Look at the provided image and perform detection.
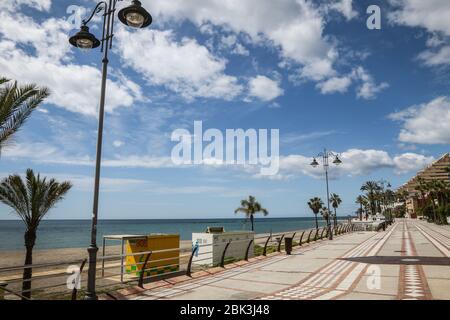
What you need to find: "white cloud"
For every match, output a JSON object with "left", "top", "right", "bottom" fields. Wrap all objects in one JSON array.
[
  {"left": 115, "top": 28, "right": 242, "bottom": 101},
  {"left": 389, "top": 96, "right": 450, "bottom": 144},
  {"left": 316, "top": 76, "right": 352, "bottom": 94},
  {"left": 113, "top": 140, "right": 125, "bottom": 148},
  {"left": 0, "top": 0, "right": 51, "bottom": 12},
  {"left": 352, "top": 67, "right": 389, "bottom": 99},
  {"left": 0, "top": 10, "right": 141, "bottom": 116},
  {"left": 219, "top": 35, "right": 249, "bottom": 56},
  {"left": 2, "top": 142, "right": 434, "bottom": 180},
  {"left": 418, "top": 45, "right": 450, "bottom": 66},
  {"left": 276, "top": 149, "right": 433, "bottom": 180},
  {"left": 329, "top": 0, "right": 358, "bottom": 20},
  {"left": 145, "top": 0, "right": 341, "bottom": 83},
  {"left": 248, "top": 75, "right": 284, "bottom": 101},
  {"left": 393, "top": 153, "right": 435, "bottom": 174},
  {"left": 388, "top": 0, "right": 450, "bottom": 36},
  {"left": 388, "top": 1, "right": 450, "bottom": 67}
]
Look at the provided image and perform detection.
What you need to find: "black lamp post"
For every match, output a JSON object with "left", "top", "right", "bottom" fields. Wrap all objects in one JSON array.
[
  {"left": 69, "top": 0, "right": 152, "bottom": 300},
  {"left": 310, "top": 149, "right": 342, "bottom": 240}
]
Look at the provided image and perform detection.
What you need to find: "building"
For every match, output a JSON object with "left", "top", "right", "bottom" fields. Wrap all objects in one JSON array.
[{"left": 397, "top": 153, "right": 450, "bottom": 218}]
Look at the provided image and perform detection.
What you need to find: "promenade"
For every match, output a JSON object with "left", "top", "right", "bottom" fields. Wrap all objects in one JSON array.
[{"left": 105, "top": 219, "right": 450, "bottom": 300}]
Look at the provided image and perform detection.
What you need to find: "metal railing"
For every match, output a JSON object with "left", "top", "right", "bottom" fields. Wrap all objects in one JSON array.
[{"left": 0, "top": 222, "right": 365, "bottom": 300}]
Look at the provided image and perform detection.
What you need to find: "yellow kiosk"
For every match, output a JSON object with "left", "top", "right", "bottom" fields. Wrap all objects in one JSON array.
[
  {"left": 125, "top": 234, "right": 180, "bottom": 278},
  {"left": 102, "top": 234, "right": 180, "bottom": 282}
]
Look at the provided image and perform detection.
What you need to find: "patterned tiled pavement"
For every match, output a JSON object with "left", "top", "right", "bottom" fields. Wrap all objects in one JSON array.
[{"left": 103, "top": 219, "right": 450, "bottom": 300}]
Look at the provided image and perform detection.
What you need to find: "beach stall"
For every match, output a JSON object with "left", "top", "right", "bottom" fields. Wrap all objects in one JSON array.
[
  {"left": 102, "top": 234, "right": 180, "bottom": 282},
  {"left": 191, "top": 228, "right": 254, "bottom": 266}
]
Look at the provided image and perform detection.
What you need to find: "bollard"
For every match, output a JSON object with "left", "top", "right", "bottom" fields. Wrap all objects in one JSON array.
[
  {"left": 277, "top": 235, "right": 285, "bottom": 252},
  {"left": 186, "top": 245, "right": 199, "bottom": 277},
  {"left": 220, "top": 241, "right": 232, "bottom": 267},
  {"left": 138, "top": 252, "right": 152, "bottom": 288},
  {"left": 299, "top": 231, "right": 305, "bottom": 246},
  {"left": 0, "top": 281, "right": 7, "bottom": 300},
  {"left": 306, "top": 229, "right": 314, "bottom": 243},
  {"left": 263, "top": 235, "right": 271, "bottom": 256},
  {"left": 245, "top": 239, "right": 254, "bottom": 261}
]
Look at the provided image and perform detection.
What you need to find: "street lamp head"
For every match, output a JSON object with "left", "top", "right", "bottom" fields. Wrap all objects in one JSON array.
[
  {"left": 333, "top": 155, "right": 342, "bottom": 165},
  {"left": 69, "top": 25, "right": 100, "bottom": 50},
  {"left": 118, "top": 0, "right": 152, "bottom": 29},
  {"left": 310, "top": 158, "right": 319, "bottom": 168}
]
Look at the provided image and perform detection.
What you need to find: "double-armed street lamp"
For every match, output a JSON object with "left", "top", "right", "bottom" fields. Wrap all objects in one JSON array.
[
  {"left": 310, "top": 149, "right": 342, "bottom": 240},
  {"left": 68, "top": 0, "right": 153, "bottom": 300}
]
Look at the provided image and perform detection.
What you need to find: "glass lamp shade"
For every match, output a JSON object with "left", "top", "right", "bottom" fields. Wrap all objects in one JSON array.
[
  {"left": 125, "top": 12, "right": 145, "bottom": 28},
  {"left": 69, "top": 25, "right": 100, "bottom": 50},
  {"left": 118, "top": 0, "right": 152, "bottom": 29},
  {"left": 310, "top": 158, "right": 319, "bottom": 167},
  {"left": 333, "top": 156, "right": 342, "bottom": 165}
]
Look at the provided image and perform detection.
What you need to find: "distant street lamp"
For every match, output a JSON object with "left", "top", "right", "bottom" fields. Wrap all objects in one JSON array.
[
  {"left": 68, "top": 0, "right": 152, "bottom": 300},
  {"left": 310, "top": 149, "right": 342, "bottom": 240}
]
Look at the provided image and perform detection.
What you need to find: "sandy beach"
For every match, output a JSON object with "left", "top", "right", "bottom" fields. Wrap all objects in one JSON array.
[
  {"left": 0, "top": 241, "right": 194, "bottom": 268},
  {"left": 0, "top": 228, "right": 308, "bottom": 269}
]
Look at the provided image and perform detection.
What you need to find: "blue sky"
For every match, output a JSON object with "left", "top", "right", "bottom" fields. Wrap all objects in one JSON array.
[{"left": 1, "top": 0, "right": 449, "bottom": 219}]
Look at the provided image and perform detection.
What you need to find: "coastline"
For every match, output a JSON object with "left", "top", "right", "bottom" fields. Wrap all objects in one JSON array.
[{"left": 0, "top": 227, "right": 314, "bottom": 268}]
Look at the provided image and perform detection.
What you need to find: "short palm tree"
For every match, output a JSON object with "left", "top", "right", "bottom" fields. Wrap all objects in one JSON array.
[
  {"left": 329, "top": 193, "right": 342, "bottom": 228},
  {"left": 0, "top": 169, "right": 72, "bottom": 299},
  {"left": 308, "top": 197, "right": 323, "bottom": 231},
  {"left": 234, "top": 196, "right": 268, "bottom": 231},
  {"left": 0, "top": 77, "right": 49, "bottom": 156}
]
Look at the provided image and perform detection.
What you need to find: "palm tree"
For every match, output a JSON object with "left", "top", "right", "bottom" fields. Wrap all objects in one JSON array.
[
  {"left": 308, "top": 197, "right": 323, "bottom": 231},
  {"left": 320, "top": 207, "right": 330, "bottom": 225},
  {"left": 234, "top": 195, "right": 268, "bottom": 231},
  {"left": 355, "top": 195, "right": 367, "bottom": 221},
  {"left": 329, "top": 193, "right": 342, "bottom": 228},
  {"left": 361, "top": 181, "right": 381, "bottom": 216},
  {"left": 0, "top": 77, "right": 49, "bottom": 156},
  {"left": 0, "top": 169, "right": 72, "bottom": 299}
]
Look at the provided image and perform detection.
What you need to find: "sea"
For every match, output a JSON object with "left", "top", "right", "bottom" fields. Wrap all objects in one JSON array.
[{"left": 0, "top": 217, "right": 334, "bottom": 250}]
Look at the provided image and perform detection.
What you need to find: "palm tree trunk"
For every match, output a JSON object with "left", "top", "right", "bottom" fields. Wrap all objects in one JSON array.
[
  {"left": 360, "top": 204, "right": 363, "bottom": 221},
  {"left": 333, "top": 208, "right": 337, "bottom": 228},
  {"left": 314, "top": 214, "right": 318, "bottom": 230},
  {"left": 22, "top": 230, "right": 36, "bottom": 300},
  {"left": 250, "top": 214, "right": 254, "bottom": 231}
]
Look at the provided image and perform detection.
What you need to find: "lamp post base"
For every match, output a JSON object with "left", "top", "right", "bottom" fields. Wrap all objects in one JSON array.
[{"left": 84, "top": 245, "right": 99, "bottom": 300}]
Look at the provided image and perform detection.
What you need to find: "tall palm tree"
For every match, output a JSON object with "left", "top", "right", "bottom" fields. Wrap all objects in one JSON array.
[
  {"left": 329, "top": 193, "right": 342, "bottom": 228},
  {"left": 361, "top": 181, "right": 381, "bottom": 216},
  {"left": 234, "top": 195, "right": 268, "bottom": 231},
  {"left": 0, "top": 169, "right": 72, "bottom": 299},
  {"left": 0, "top": 77, "right": 49, "bottom": 156},
  {"left": 355, "top": 195, "right": 367, "bottom": 221},
  {"left": 308, "top": 197, "right": 323, "bottom": 231}
]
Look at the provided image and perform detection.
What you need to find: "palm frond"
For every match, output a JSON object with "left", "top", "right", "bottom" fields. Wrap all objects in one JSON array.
[
  {"left": 0, "top": 79, "right": 49, "bottom": 149},
  {"left": 0, "top": 169, "right": 72, "bottom": 230}
]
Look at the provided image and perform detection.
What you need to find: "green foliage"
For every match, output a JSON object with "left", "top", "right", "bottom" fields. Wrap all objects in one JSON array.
[
  {"left": 234, "top": 195, "right": 268, "bottom": 231},
  {"left": 393, "top": 204, "right": 406, "bottom": 218},
  {"left": 0, "top": 77, "right": 50, "bottom": 153}
]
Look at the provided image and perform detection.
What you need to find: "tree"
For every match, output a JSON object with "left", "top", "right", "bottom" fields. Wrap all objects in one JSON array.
[
  {"left": 0, "top": 169, "right": 72, "bottom": 299},
  {"left": 308, "top": 197, "right": 323, "bottom": 231},
  {"left": 361, "top": 181, "right": 381, "bottom": 216},
  {"left": 355, "top": 195, "right": 368, "bottom": 220},
  {"left": 0, "top": 77, "right": 49, "bottom": 156},
  {"left": 234, "top": 195, "right": 268, "bottom": 231},
  {"left": 329, "top": 193, "right": 342, "bottom": 228}
]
